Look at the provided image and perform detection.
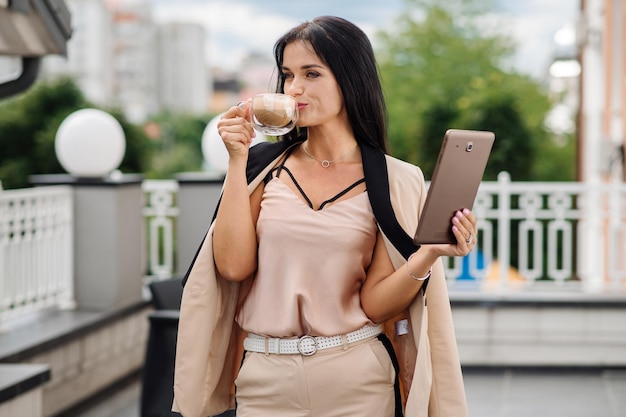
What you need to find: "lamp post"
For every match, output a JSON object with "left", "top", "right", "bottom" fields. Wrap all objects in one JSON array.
[
  {"left": 55, "top": 109, "right": 126, "bottom": 178},
  {"left": 30, "top": 109, "right": 145, "bottom": 310}
]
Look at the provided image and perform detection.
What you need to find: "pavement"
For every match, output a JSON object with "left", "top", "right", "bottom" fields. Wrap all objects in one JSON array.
[{"left": 70, "top": 367, "right": 626, "bottom": 417}]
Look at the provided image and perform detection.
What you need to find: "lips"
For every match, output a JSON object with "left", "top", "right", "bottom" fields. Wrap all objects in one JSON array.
[{"left": 297, "top": 103, "right": 307, "bottom": 111}]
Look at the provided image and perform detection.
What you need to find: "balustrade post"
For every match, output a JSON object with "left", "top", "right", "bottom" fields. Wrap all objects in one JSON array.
[
  {"left": 174, "top": 172, "right": 224, "bottom": 277},
  {"left": 30, "top": 174, "right": 145, "bottom": 310},
  {"left": 608, "top": 179, "right": 625, "bottom": 288},
  {"left": 580, "top": 178, "right": 605, "bottom": 292},
  {"left": 497, "top": 172, "right": 511, "bottom": 288}
]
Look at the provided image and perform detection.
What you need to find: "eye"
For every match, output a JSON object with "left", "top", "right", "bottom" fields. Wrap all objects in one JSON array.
[{"left": 306, "top": 71, "right": 320, "bottom": 79}]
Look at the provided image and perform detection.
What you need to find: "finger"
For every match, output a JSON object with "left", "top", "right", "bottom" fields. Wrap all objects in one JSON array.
[
  {"left": 218, "top": 114, "right": 255, "bottom": 139},
  {"left": 454, "top": 210, "right": 477, "bottom": 241},
  {"left": 451, "top": 224, "right": 466, "bottom": 246},
  {"left": 461, "top": 209, "right": 478, "bottom": 246},
  {"left": 221, "top": 104, "right": 247, "bottom": 120},
  {"left": 451, "top": 220, "right": 475, "bottom": 254},
  {"left": 236, "top": 99, "right": 252, "bottom": 118},
  {"left": 452, "top": 211, "right": 470, "bottom": 236},
  {"left": 455, "top": 209, "right": 475, "bottom": 227},
  {"left": 461, "top": 208, "right": 477, "bottom": 228},
  {"left": 218, "top": 117, "right": 254, "bottom": 134},
  {"left": 450, "top": 226, "right": 473, "bottom": 258},
  {"left": 218, "top": 126, "right": 254, "bottom": 148}
]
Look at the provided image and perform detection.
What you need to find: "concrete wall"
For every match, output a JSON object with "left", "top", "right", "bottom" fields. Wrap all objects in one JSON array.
[
  {"left": 0, "top": 388, "right": 44, "bottom": 417},
  {"left": 27, "top": 307, "right": 149, "bottom": 417},
  {"left": 453, "top": 300, "right": 626, "bottom": 366}
]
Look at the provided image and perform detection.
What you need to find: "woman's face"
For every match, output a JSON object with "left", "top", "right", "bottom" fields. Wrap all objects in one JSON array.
[{"left": 281, "top": 41, "right": 347, "bottom": 129}]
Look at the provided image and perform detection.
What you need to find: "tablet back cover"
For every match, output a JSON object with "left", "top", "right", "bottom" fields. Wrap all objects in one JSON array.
[{"left": 414, "top": 129, "right": 494, "bottom": 244}]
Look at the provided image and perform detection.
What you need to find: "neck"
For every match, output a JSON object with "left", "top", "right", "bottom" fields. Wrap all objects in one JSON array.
[
  {"left": 304, "top": 139, "right": 357, "bottom": 159},
  {"left": 305, "top": 130, "right": 357, "bottom": 159}
]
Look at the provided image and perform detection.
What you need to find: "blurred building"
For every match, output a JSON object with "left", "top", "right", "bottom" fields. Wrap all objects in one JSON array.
[
  {"left": 156, "top": 22, "right": 211, "bottom": 115},
  {"left": 580, "top": 0, "right": 626, "bottom": 182},
  {"left": 39, "top": 0, "right": 210, "bottom": 122},
  {"left": 577, "top": 0, "right": 626, "bottom": 289},
  {"left": 211, "top": 69, "right": 240, "bottom": 114},
  {"left": 107, "top": 0, "right": 158, "bottom": 122},
  {"left": 545, "top": 23, "right": 580, "bottom": 145},
  {"left": 237, "top": 52, "right": 276, "bottom": 99},
  {"left": 209, "top": 52, "right": 274, "bottom": 114},
  {"left": 41, "top": 0, "right": 114, "bottom": 106}
]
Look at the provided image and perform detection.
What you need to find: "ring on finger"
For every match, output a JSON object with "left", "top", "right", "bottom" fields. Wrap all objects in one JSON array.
[{"left": 465, "top": 233, "right": 473, "bottom": 245}]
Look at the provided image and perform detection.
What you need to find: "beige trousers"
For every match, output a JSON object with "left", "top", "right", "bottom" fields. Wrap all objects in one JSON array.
[{"left": 234, "top": 337, "right": 396, "bottom": 417}]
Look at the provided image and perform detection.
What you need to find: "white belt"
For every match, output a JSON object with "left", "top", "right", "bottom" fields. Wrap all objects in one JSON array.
[{"left": 243, "top": 324, "right": 383, "bottom": 356}]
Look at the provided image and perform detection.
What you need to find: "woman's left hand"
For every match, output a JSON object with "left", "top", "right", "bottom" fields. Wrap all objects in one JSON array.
[{"left": 427, "top": 208, "right": 477, "bottom": 257}]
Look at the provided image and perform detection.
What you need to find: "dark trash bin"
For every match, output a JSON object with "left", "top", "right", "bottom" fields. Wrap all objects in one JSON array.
[
  {"left": 141, "top": 277, "right": 236, "bottom": 417},
  {"left": 141, "top": 310, "right": 181, "bottom": 417}
]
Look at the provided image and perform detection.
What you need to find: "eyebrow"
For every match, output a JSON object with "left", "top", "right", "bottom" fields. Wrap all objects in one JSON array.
[{"left": 281, "top": 64, "right": 325, "bottom": 71}]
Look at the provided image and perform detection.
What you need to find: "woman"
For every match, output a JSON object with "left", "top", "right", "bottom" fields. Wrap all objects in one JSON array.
[{"left": 173, "top": 16, "right": 475, "bottom": 417}]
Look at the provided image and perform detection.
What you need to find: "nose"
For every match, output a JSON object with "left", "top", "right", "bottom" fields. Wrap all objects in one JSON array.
[{"left": 285, "top": 78, "right": 303, "bottom": 96}]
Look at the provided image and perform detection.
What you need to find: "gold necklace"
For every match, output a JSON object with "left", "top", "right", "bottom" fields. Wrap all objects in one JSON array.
[{"left": 301, "top": 142, "right": 358, "bottom": 168}]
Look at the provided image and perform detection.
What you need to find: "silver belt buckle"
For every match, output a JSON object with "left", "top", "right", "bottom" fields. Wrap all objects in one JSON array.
[{"left": 297, "top": 335, "right": 318, "bottom": 356}]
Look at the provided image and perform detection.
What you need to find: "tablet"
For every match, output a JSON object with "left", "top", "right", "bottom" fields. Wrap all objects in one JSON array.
[{"left": 413, "top": 129, "right": 495, "bottom": 245}]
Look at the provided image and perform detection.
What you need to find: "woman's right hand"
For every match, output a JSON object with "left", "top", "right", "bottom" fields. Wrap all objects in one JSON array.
[
  {"left": 213, "top": 101, "right": 262, "bottom": 281},
  {"left": 217, "top": 102, "right": 256, "bottom": 160}
]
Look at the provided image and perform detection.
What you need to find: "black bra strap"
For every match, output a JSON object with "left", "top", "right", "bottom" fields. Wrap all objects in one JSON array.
[
  {"left": 279, "top": 166, "right": 314, "bottom": 209},
  {"left": 263, "top": 169, "right": 275, "bottom": 185},
  {"left": 275, "top": 146, "right": 294, "bottom": 178},
  {"left": 270, "top": 144, "right": 367, "bottom": 211},
  {"left": 318, "top": 178, "right": 366, "bottom": 210}
]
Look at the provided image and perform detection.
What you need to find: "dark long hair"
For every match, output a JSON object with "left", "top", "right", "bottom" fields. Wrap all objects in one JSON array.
[{"left": 273, "top": 16, "right": 388, "bottom": 153}]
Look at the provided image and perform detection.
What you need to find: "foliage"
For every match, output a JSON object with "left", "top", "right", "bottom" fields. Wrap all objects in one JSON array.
[
  {"left": 0, "top": 77, "right": 87, "bottom": 189},
  {"left": 143, "top": 112, "right": 213, "bottom": 179},
  {"left": 0, "top": 77, "right": 208, "bottom": 189},
  {"left": 377, "top": 0, "right": 573, "bottom": 181}
]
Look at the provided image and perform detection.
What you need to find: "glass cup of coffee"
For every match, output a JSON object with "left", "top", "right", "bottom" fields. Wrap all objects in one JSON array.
[{"left": 239, "top": 93, "right": 298, "bottom": 136}]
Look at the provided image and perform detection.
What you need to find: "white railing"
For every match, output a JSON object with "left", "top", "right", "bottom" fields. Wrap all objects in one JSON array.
[
  {"left": 142, "top": 173, "right": 626, "bottom": 294},
  {"left": 2, "top": 174, "right": 625, "bottom": 328},
  {"left": 444, "top": 172, "right": 626, "bottom": 293},
  {"left": 142, "top": 180, "right": 179, "bottom": 282},
  {"left": 0, "top": 186, "right": 74, "bottom": 330}
]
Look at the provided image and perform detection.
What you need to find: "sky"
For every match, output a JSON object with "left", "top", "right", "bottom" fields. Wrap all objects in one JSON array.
[{"left": 149, "top": 0, "right": 579, "bottom": 79}]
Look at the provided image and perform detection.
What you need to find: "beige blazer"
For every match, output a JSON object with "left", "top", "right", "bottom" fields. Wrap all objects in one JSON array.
[{"left": 173, "top": 141, "right": 469, "bottom": 417}]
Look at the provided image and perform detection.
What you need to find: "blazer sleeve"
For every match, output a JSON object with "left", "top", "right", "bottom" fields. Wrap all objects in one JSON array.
[
  {"left": 383, "top": 156, "right": 469, "bottom": 417},
  {"left": 174, "top": 143, "right": 295, "bottom": 416}
]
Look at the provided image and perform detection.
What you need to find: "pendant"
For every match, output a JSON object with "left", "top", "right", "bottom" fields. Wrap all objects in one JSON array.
[{"left": 321, "top": 160, "right": 331, "bottom": 168}]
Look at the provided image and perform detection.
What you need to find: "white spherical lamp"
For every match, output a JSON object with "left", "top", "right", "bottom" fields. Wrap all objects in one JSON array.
[
  {"left": 55, "top": 109, "right": 126, "bottom": 178},
  {"left": 201, "top": 114, "right": 267, "bottom": 175}
]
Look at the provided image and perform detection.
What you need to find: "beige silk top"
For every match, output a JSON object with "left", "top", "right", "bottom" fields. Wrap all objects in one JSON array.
[{"left": 236, "top": 171, "right": 378, "bottom": 338}]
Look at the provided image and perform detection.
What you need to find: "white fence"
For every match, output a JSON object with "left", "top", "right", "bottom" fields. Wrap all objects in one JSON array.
[
  {"left": 0, "top": 186, "right": 74, "bottom": 329},
  {"left": 2, "top": 174, "right": 625, "bottom": 328},
  {"left": 142, "top": 173, "right": 626, "bottom": 293},
  {"left": 142, "top": 180, "right": 179, "bottom": 282},
  {"left": 445, "top": 172, "right": 626, "bottom": 292}
]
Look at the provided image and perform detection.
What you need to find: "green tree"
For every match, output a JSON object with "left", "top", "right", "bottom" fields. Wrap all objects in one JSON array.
[
  {"left": 107, "top": 107, "right": 154, "bottom": 175},
  {"left": 377, "top": 0, "right": 565, "bottom": 181},
  {"left": 0, "top": 77, "right": 87, "bottom": 189},
  {"left": 0, "top": 78, "right": 153, "bottom": 189},
  {"left": 143, "top": 112, "right": 212, "bottom": 179}
]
